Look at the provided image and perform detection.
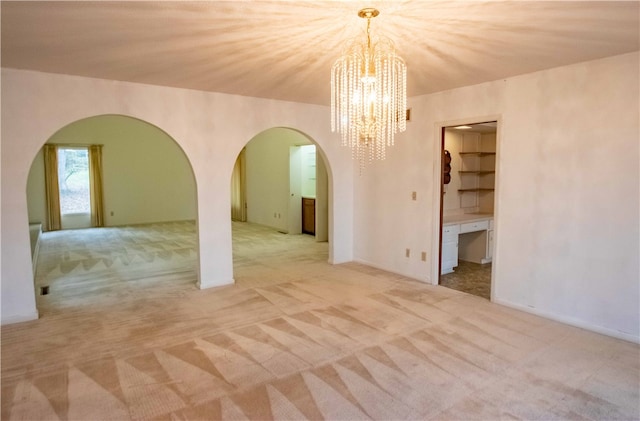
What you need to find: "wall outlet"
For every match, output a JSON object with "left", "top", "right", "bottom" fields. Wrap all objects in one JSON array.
[
  {"left": 421, "top": 251, "right": 427, "bottom": 261},
  {"left": 411, "top": 191, "right": 417, "bottom": 201},
  {"left": 110, "top": 211, "right": 114, "bottom": 216},
  {"left": 405, "top": 248, "right": 410, "bottom": 258}
]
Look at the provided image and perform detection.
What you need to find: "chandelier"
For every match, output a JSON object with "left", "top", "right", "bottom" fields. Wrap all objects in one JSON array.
[{"left": 331, "top": 8, "right": 407, "bottom": 168}]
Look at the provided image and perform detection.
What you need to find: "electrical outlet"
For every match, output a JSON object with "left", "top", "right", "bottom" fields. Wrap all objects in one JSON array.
[
  {"left": 412, "top": 191, "right": 417, "bottom": 200},
  {"left": 405, "top": 248, "right": 410, "bottom": 258},
  {"left": 421, "top": 251, "right": 427, "bottom": 261},
  {"left": 110, "top": 211, "right": 114, "bottom": 216}
]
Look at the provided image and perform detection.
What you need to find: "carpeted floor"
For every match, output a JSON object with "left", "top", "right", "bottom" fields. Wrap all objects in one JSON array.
[{"left": 1, "top": 221, "right": 639, "bottom": 420}]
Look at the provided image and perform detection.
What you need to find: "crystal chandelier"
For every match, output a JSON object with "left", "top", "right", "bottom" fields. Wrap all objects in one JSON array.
[{"left": 331, "top": 8, "right": 407, "bottom": 168}]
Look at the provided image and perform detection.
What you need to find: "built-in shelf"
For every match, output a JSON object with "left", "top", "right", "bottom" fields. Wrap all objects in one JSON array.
[{"left": 458, "top": 141, "right": 496, "bottom": 202}]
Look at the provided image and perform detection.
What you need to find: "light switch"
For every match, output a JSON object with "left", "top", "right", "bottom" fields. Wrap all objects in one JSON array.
[{"left": 411, "top": 191, "right": 417, "bottom": 200}]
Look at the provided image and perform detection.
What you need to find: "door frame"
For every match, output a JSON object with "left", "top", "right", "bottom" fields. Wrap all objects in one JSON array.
[
  {"left": 432, "top": 115, "right": 502, "bottom": 302},
  {"left": 288, "top": 145, "right": 303, "bottom": 234}
]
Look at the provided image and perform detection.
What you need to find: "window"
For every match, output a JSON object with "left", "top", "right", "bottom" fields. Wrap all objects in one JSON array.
[{"left": 57, "top": 147, "right": 90, "bottom": 215}]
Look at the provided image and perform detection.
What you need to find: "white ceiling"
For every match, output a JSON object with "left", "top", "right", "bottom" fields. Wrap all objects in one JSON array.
[{"left": 2, "top": 1, "right": 638, "bottom": 106}]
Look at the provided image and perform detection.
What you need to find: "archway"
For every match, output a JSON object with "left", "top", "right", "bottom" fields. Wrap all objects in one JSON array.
[
  {"left": 2, "top": 69, "right": 355, "bottom": 325},
  {"left": 230, "top": 127, "right": 333, "bottom": 278},
  {"left": 236, "top": 128, "right": 330, "bottom": 237},
  {"left": 25, "top": 115, "right": 199, "bottom": 313}
]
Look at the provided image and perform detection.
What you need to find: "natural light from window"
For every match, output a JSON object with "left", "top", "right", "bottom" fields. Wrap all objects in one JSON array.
[{"left": 58, "top": 147, "right": 90, "bottom": 215}]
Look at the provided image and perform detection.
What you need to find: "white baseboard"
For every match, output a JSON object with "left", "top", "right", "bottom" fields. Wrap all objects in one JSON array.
[
  {"left": 494, "top": 298, "right": 640, "bottom": 344},
  {"left": 197, "top": 279, "right": 235, "bottom": 290},
  {"left": 353, "top": 258, "right": 430, "bottom": 283},
  {"left": 348, "top": 259, "right": 639, "bottom": 344},
  {"left": 329, "top": 256, "right": 352, "bottom": 265},
  {"left": 324, "top": 258, "right": 639, "bottom": 344},
  {"left": 1, "top": 311, "right": 39, "bottom": 326}
]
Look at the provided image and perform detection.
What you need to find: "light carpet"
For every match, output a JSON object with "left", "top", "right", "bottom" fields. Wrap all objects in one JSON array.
[{"left": 2, "top": 221, "right": 638, "bottom": 420}]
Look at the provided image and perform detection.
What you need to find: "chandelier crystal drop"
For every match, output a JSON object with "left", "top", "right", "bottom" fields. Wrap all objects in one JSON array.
[{"left": 331, "top": 8, "right": 407, "bottom": 169}]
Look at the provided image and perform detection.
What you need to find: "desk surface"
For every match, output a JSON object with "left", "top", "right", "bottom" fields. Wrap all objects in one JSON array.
[{"left": 443, "top": 213, "right": 493, "bottom": 226}]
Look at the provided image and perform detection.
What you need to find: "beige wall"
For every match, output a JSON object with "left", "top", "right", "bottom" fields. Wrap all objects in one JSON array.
[
  {"left": 26, "top": 115, "right": 196, "bottom": 229},
  {"left": 354, "top": 52, "right": 639, "bottom": 342},
  {"left": 26, "top": 151, "right": 47, "bottom": 227}
]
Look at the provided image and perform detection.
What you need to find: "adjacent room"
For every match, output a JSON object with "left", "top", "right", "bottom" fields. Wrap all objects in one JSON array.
[
  {"left": 25, "top": 115, "right": 199, "bottom": 313},
  {"left": 27, "top": 121, "right": 331, "bottom": 316},
  {"left": 439, "top": 122, "right": 497, "bottom": 299},
  {"left": 1, "top": 1, "right": 638, "bottom": 420}
]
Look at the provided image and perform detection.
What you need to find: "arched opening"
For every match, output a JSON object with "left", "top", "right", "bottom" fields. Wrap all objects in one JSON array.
[
  {"left": 230, "top": 127, "right": 333, "bottom": 284},
  {"left": 25, "top": 115, "right": 199, "bottom": 314}
]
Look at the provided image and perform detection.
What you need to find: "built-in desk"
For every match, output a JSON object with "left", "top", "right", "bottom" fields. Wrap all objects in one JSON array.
[{"left": 441, "top": 213, "right": 493, "bottom": 275}]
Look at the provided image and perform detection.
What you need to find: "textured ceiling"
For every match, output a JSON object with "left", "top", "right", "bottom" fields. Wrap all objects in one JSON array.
[{"left": 2, "top": 1, "right": 638, "bottom": 105}]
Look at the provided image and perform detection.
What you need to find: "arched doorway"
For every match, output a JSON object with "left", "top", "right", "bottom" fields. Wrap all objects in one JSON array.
[
  {"left": 230, "top": 127, "right": 333, "bottom": 282},
  {"left": 2, "top": 69, "right": 356, "bottom": 325},
  {"left": 25, "top": 115, "right": 199, "bottom": 313},
  {"left": 233, "top": 128, "right": 329, "bottom": 239}
]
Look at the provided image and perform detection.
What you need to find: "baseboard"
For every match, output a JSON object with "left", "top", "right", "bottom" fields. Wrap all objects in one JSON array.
[
  {"left": 337, "top": 259, "right": 639, "bottom": 344},
  {"left": 197, "top": 279, "right": 235, "bottom": 290},
  {"left": 494, "top": 298, "right": 640, "bottom": 344},
  {"left": 1, "top": 311, "right": 39, "bottom": 326},
  {"left": 329, "top": 256, "right": 351, "bottom": 265},
  {"left": 353, "top": 258, "right": 429, "bottom": 283}
]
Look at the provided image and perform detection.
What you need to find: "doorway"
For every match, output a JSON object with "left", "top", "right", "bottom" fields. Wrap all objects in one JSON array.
[
  {"left": 438, "top": 121, "right": 497, "bottom": 299},
  {"left": 291, "top": 144, "right": 319, "bottom": 236},
  {"left": 242, "top": 128, "right": 328, "bottom": 241},
  {"left": 26, "top": 115, "right": 199, "bottom": 314},
  {"left": 233, "top": 128, "right": 332, "bottom": 284}
]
